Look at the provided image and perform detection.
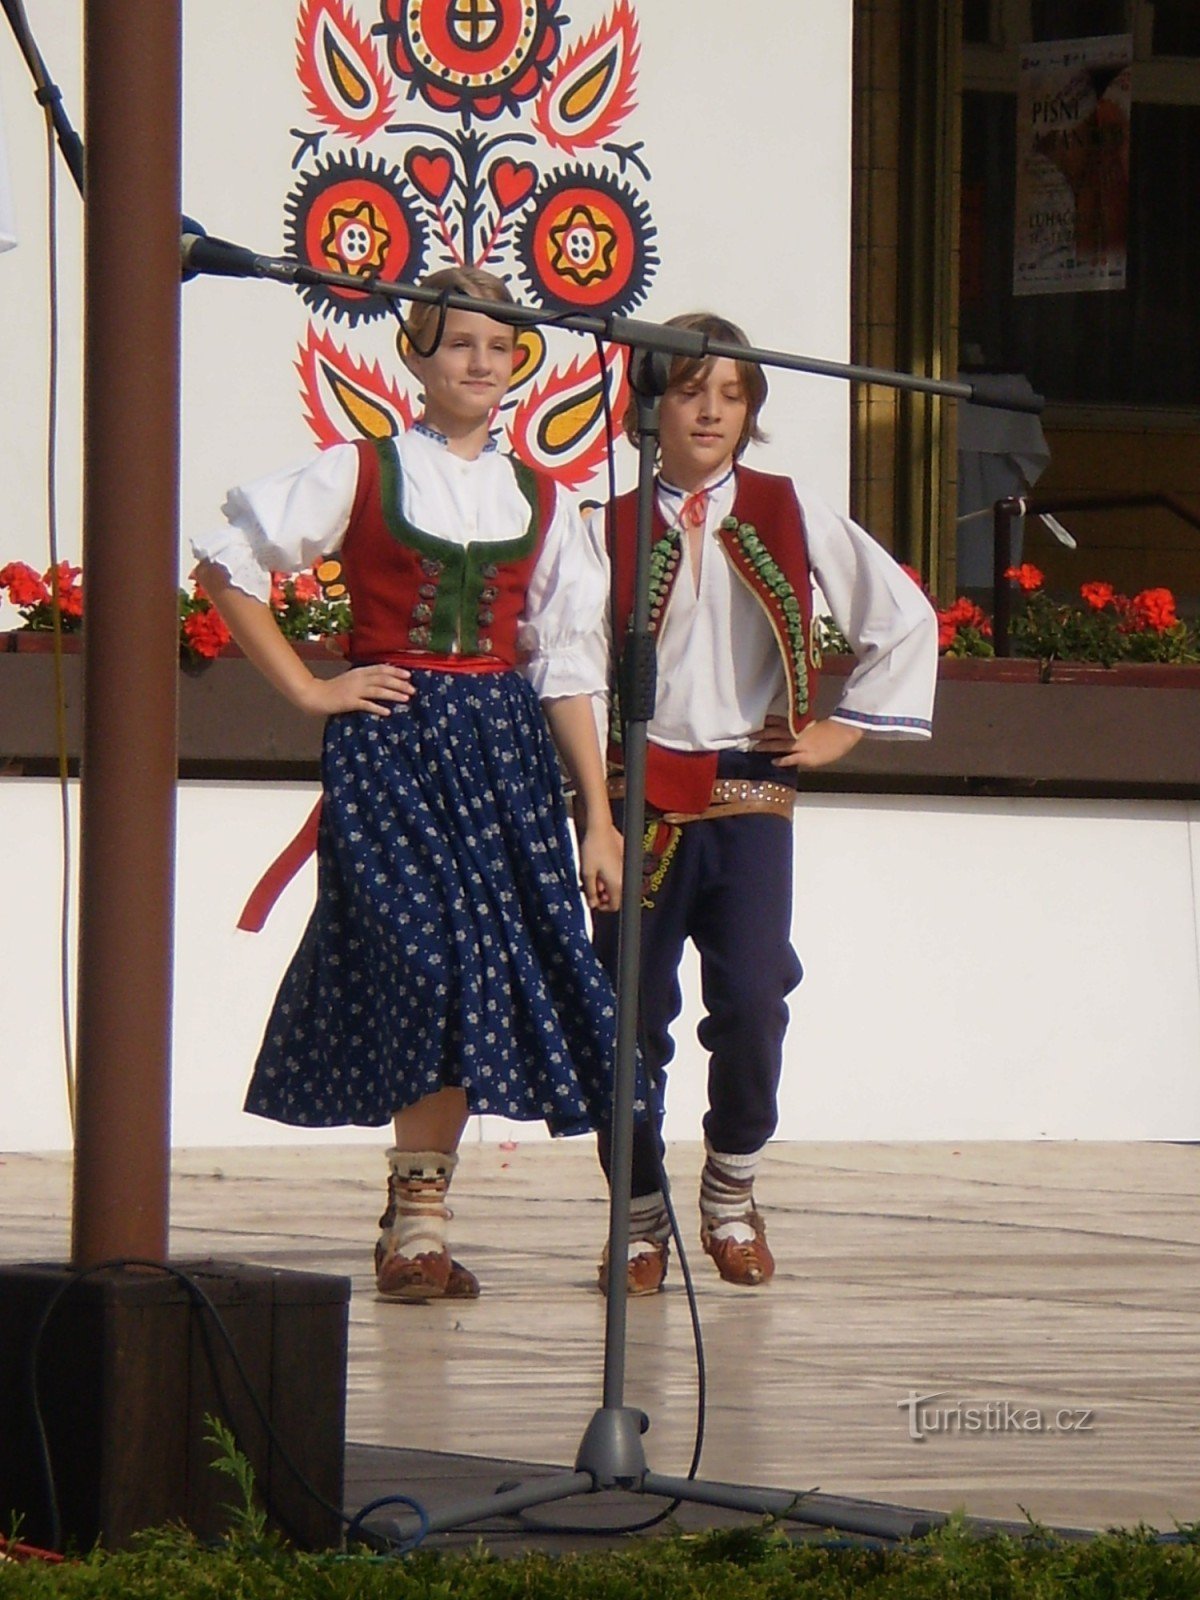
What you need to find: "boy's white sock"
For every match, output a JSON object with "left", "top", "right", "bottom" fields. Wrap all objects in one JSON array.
[
  {"left": 700, "top": 1143, "right": 764, "bottom": 1245},
  {"left": 628, "top": 1189, "right": 671, "bottom": 1260}
]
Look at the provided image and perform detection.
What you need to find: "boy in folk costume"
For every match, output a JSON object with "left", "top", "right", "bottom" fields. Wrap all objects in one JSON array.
[
  {"left": 194, "top": 268, "right": 627, "bottom": 1303},
  {"left": 595, "top": 313, "right": 938, "bottom": 1294}
]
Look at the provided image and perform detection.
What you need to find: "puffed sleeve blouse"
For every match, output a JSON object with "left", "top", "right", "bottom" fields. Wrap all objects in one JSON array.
[{"left": 191, "top": 425, "right": 609, "bottom": 701}]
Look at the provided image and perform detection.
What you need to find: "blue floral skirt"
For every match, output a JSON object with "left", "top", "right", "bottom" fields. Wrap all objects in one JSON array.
[{"left": 245, "top": 670, "right": 622, "bottom": 1134}]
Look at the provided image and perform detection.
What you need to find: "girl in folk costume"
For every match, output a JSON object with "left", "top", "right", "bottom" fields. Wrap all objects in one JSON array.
[
  {"left": 596, "top": 313, "right": 938, "bottom": 1295},
  {"left": 193, "top": 268, "right": 626, "bottom": 1303}
]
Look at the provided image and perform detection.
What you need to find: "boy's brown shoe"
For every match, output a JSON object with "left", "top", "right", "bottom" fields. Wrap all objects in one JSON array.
[
  {"left": 597, "top": 1239, "right": 669, "bottom": 1296},
  {"left": 700, "top": 1211, "right": 775, "bottom": 1287}
]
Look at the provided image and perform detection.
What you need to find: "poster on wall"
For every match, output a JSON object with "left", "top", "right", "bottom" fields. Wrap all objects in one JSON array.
[
  {"left": 283, "top": 0, "right": 657, "bottom": 496},
  {"left": 1013, "top": 33, "right": 1131, "bottom": 297}
]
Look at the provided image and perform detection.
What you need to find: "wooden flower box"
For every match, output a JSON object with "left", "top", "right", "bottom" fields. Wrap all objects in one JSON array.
[{"left": 4, "top": 634, "right": 1200, "bottom": 796}]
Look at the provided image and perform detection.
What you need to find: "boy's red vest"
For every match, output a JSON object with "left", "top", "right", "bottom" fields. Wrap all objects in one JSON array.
[
  {"left": 341, "top": 437, "right": 556, "bottom": 665},
  {"left": 608, "top": 465, "right": 821, "bottom": 812}
]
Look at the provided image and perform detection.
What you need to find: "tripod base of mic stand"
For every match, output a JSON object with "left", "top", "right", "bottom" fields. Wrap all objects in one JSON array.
[{"left": 357, "top": 1401, "right": 959, "bottom": 1548}]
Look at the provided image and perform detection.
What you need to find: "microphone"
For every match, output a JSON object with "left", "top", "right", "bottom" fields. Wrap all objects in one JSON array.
[{"left": 180, "top": 221, "right": 320, "bottom": 286}]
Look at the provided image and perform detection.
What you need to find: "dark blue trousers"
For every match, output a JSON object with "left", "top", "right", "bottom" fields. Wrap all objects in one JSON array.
[{"left": 593, "top": 751, "right": 803, "bottom": 1198}]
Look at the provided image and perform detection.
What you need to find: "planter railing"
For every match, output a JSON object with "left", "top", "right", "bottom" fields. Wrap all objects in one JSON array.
[{"left": 4, "top": 634, "right": 1200, "bottom": 796}]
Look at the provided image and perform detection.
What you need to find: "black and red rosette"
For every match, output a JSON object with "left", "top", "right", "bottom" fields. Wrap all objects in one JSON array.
[
  {"left": 375, "top": 0, "right": 564, "bottom": 123},
  {"left": 514, "top": 162, "right": 656, "bottom": 316},
  {"left": 284, "top": 149, "right": 428, "bottom": 323}
]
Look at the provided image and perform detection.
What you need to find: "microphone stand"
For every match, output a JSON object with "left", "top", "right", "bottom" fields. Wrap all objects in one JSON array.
[
  {"left": 184, "top": 244, "right": 1045, "bottom": 1545},
  {"left": 0, "top": 0, "right": 85, "bottom": 195}
]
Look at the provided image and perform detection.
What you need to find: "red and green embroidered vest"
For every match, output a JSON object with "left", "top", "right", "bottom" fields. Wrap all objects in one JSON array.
[
  {"left": 340, "top": 436, "right": 555, "bottom": 665},
  {"left": 609, "top": 465, "right": 821, "bottom": 738}
]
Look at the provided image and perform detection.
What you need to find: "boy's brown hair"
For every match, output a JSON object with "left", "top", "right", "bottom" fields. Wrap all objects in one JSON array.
[
  {"left": 622, "top": 312, "right": 768, "bottom": 456},
  {"left": 400, "top": 266, "right": 516, "bottom": 363}
]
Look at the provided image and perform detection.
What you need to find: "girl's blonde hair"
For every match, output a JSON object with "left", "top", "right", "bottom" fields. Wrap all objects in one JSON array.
[{"left": 400, "top": 266, "right": 516, "bottom": 360}]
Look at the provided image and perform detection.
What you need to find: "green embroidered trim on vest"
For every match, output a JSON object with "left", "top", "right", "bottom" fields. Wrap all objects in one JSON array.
[
  {"left": 375, "top": 440, "right": 540, "bottom": 654},
  {"left": 610, "top": 525, "right": 683, "bottom": 749},
  {"left": 719, "top": 515, "right": 811, "bottom": 721}
]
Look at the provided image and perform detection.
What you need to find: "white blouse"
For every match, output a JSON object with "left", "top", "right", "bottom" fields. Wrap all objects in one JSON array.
[
  {"left": 191, "top": 427, "right": 609, "bottom": 701},
  {"left": 636, "top": 469, "right": 938, "bottom": 752}
]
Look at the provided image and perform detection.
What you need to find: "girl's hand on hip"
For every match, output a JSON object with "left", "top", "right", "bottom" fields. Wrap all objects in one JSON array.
[{"left": 297, "top": 665, "right": 416, "bottom": 718}]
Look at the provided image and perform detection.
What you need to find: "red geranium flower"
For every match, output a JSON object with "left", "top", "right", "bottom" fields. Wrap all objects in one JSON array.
[
  {"left": 1129, "top": 587, "right": 1178, "bottom": 631},
  {"left": 182, "top": 607, "right": 232, "bottom": 660},
  {"left": 0, "top": 561, "right": 51, "bottom": 607},
  {"left": 936, "top": 596, "right": 992, "bottom": 651},
  {"left": 47, "top": 562, "right": 84, "bottom": 619},
  {"left": 1005, "top": 563, "right": 1044, "bottom": 592},
  {"left": 1080, "top": 581, "right": 1115, "bottom": 610},
  {"left": 290, "top": 573, "right": 321, "bottom": 604}
]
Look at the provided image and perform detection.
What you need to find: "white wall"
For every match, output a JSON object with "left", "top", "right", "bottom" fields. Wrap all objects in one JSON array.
[
  {"left": 5, "top": 780, "right": 1199, "bottom": 1152},
  {"left": 0, "top": 0, "right": 853, "bottom": 613}
]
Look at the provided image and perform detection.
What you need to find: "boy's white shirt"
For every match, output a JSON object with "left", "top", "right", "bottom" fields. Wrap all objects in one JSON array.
[{"left": 606, "top": 466, "right": 938, "bottom": 752}]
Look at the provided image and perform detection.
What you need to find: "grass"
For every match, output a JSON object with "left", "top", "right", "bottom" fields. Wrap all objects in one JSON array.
[
  {"left": 6, "top": 1420, "right": 1198, "bottom": 1596},
  {"left": 3, "top": 1519, "right": 1200, "bottom": 1598}
]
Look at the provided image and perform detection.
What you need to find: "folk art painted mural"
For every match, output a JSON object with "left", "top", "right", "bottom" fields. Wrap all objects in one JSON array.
[{"left": 285, "top": 0, "right": 657, "bottom": 500}]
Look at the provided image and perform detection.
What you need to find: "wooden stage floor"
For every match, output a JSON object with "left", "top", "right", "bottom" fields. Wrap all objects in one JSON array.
[{"left": 3, "top": 1140, "right": 1198, "bottom": 1547}]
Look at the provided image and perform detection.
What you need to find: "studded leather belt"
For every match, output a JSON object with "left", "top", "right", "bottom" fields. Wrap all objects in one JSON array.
[{"left": 608, "top": 775, "right": 797, "bottom": 824}]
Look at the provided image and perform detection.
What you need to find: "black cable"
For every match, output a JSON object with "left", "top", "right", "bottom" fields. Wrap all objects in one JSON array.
[
  {"left": 385, "top": 285, "right": 451, "bottom": 360},
  {"left": 24, "top": 1258, "right": 432, "bottom": 1553},
  {"left": 343, "top": 1493, "right": 429, "bottom": 1554}
]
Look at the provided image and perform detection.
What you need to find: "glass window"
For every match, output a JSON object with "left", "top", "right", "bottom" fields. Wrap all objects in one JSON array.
[
  {"left": 1030, "top": 1, "right": 1128, "bottom": 39},
  {"left": 1151, "top": 1, "right": 1200, "bottom": 57},
  {"left": 960, "top": 90, "right": 1200, "bottom": 404},
  {"left": 964, "top": 1, "right": 996, "bottom": 44}
]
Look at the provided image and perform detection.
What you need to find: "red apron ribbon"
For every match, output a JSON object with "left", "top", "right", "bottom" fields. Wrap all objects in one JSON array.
[{"left": 237, "top": 798, "right": 323, "bottom": 933}]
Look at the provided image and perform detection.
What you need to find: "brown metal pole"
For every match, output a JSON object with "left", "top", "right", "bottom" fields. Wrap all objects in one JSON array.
[{"left": 73, "top": 1, "right": 181, "bottom": 1267}]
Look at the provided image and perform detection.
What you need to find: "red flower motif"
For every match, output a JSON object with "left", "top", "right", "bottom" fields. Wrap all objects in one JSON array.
[
  {"left": 1129, "top": 587, "right": 1178, "bottom": 632},
  {"left": 899, "top": 563, "right": 926, "bottom": 591},
  {"left": 1080, "top": 581, "right": 1115, "bottom": 610},
  {"left": 0, "top": 561, "right": 51, "bottom": 607},
  {"left": 183, "top": 607, "right": 232, "bottom": 660},
  {"left": 377, "top": 0, "right": 564, "bottom": 123},
  {"left": 1005, "top": 563, "right": 1044, "bottom": 592}
]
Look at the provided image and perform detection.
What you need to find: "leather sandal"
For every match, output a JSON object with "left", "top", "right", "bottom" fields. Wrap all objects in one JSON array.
[
  {"left": 700, "top": 1210, "right": 775, "bottom": 1287},
  {"left": 597, "top": 1239, "right": 669, "bottom": 1296},
  {"left": 375, "top": 1243, "right": 481, "bottom": 1302}
]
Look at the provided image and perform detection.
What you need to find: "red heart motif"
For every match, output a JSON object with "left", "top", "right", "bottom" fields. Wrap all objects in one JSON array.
[
  {"left": 406, "top": 149, "right": 453, "bottom": 206},
  {"left": 487, "top": 158, "right": 537, "bottom": 216}
]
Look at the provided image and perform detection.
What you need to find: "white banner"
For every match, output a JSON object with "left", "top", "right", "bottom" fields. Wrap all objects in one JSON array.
[{"left": 1014, "top": 34, "right": 1131, "bottom": 296}]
